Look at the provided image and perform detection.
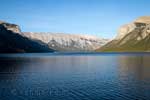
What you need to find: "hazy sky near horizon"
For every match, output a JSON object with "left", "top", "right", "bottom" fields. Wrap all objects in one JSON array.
[{"left": 0, "top": 0, "right": 150, "bottom": 38}]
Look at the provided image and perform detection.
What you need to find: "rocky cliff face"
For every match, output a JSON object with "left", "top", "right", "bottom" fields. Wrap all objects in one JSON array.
[
  {"left": 0, "top": 21, "right": 54, "bottom": 53},
  {"left": 96, "top": 16, "right": 150, "bottom": 52},
  {"left": 116, "top": 23, "right": 136, "bottom": 40},
  {"left": 0, "top": 21, "right": 21, "bottom": 33},
  {"left": 116, "top": 16, "right": 150, "bottom": 41},
  {"left": 0, "top": 20, "right": 109, "bottom": 52},
  {"left": 21, "top": 32, "right": 109, "bottom": 51}
]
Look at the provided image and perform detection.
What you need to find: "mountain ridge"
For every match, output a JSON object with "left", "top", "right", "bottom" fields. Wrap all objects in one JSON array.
[
  {"left": 0, "top": 22, "right": 54, "bottom": 53},
  {"left": 96, "top": 16, "right": 150, "bottom": 52},
  {"left": 0, "top": 20, "right": 109, "bottom": 52},
  {"left": 20, "top": 32, "right": 109, "bottom": 51}
]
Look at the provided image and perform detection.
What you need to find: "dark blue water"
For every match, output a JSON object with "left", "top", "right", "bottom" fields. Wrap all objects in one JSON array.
[{"left": 0, "top": 53, "right": 150, "bottom": 100}]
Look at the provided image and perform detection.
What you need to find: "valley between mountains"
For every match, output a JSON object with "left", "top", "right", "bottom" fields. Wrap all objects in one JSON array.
[{"left": 0, "top": 16, "right": 150, "bottom": 53}]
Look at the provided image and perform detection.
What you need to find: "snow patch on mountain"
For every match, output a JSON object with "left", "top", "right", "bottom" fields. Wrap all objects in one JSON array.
[{"left": 21, "top": 32, "right": 109, "bottom": 51}]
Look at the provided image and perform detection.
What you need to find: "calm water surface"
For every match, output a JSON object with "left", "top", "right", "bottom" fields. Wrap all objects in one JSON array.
[{"left": 0, "top": 53, "right": 150, "bottom": 100}]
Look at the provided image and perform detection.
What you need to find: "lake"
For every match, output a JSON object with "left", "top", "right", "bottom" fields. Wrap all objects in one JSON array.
[{"left": 0, "top": 53, "right": 150, "bottom": 100}]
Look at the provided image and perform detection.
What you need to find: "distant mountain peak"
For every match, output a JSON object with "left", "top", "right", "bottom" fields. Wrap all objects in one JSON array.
[
  {"left": 0, "top": 21, "right": 21, "bottom": 33},
  {"left": 0, "top": 21, "right": 54, "bottom": 53},
  {"left": 0, "top": 20, "right": 109, "bottom": 52},
  {"left": 0, "top": 20, "right": 6, "bottom": 24},
  {"left": 22, "top": 32, "right": 109, "bottom": 51}
]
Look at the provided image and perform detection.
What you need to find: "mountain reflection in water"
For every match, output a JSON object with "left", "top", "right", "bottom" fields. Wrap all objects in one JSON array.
[{"left": 0, "top": 53, "right": 150, "bottom": 100}]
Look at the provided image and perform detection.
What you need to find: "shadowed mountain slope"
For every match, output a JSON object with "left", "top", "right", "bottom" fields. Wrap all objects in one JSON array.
[{"left": 0, "top": 21, "right": 54, "bottom": 53}]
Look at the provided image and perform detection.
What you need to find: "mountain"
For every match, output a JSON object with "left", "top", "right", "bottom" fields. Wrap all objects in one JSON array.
[
  {"left": 0, "top": 21, "right": 54, "bottom": 53},
  {"left": 96, "top": 16, "right": 150, "bottom": 52},
  {"left": 0, "top": 20, "right": 109, "bottom": 53},
  {"left": 20, "top": 32, "right": 109, "bottom": 52}
]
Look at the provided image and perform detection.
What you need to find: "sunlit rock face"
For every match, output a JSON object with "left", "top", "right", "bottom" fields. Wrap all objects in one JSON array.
[
  {"left": 21, "top": 32, "right": 109, "bottom": 51},
  {"left": 0, "top": 21, "right": 21, "bottom": 33},
  {"left": 116, "top": 16, "right": 150, "bottom": 40},
  {"left": 135, "top": 16, "right": 150, "bottom": 24},
  {"left": 134, "top": 16, "right": 150, "bottom": 40},
  {"left": 0, "top": 20, "right": 109, "bottom": 52},
  {"left": 96, "top": 16, "right": 150, "bottom": 52},
  {"left": 116, "top": 23, "right": 136, "bottom": 40}
]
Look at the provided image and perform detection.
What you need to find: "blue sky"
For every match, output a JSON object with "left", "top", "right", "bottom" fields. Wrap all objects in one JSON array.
[{"left": 0, "top": 0, "right": 150, "bottom": 38}]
